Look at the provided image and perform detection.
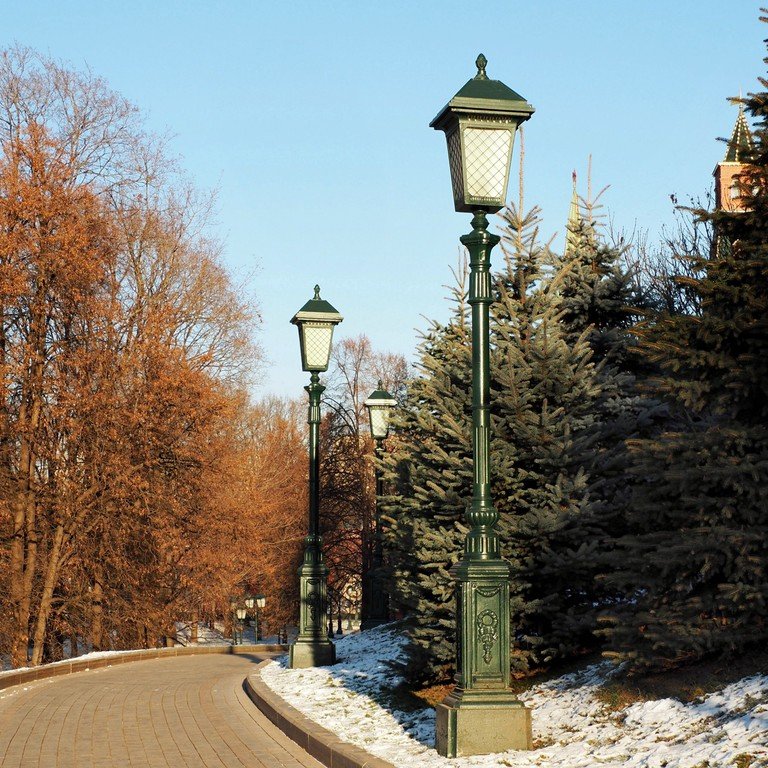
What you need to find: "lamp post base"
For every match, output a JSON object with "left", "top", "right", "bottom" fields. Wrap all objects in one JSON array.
[
  {"left": 435, "top": 555, "right": 532, "bottom": 757},
  {"left": 435, "top": 690, "right": 531, "bottom": 757},
  {"left": 288, "top": 558, "right": 336, "bottom": 668},
  {"left": 288, "top": 639, "right": 336, "bottom": 668}
]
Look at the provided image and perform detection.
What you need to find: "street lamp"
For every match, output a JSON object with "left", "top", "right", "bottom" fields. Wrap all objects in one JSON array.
[
  {"left": 430, "top": 54, "right": 534, "bottom": 758},
  {"left": 254, "top": 594, "right": 266, "bottom": 641},
  {"left": 361, "top": 381, "right": 397, "bottom": 630},
  {"left": 234, "top": 606, "right": 247, "bottom": 645},
  {"left": 288, "top": 285, "right": 342, "bottom": 668}
]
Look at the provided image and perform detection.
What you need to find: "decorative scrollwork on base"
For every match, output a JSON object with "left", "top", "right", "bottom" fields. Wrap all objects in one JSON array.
[
  {"left": 305, "top": 579, "right": 322, "bottom": 624},
  {"left": 476, "top": 609, "right": 499, "bottom": 665}
]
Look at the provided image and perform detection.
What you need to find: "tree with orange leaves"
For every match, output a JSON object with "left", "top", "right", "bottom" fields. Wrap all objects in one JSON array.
[{"left": 0, "top": 47, "right": 264, "bottom": 666}]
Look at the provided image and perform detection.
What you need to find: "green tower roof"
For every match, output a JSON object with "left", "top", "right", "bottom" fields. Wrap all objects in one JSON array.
[{"left": 724, "top": 105, "right": 754, "bottom": 163}]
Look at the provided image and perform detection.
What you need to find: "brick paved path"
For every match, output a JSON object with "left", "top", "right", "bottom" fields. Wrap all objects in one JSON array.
[{"left": 0, "top": 653, "right": 324, "bottom": 768}]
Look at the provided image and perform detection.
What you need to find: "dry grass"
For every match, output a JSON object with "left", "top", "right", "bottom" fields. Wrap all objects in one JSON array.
[
  {"left": 412, "top": 683, "right": 454, "bottom": 708},
  {"left": 596, "top": 647, "right": 768, "bottom": 711},
  {"left": 412, "top": 651, "right": 603, "bottom": 708},
  {"left": 411, "top": 646, "right": 768, "bottom": 712}
]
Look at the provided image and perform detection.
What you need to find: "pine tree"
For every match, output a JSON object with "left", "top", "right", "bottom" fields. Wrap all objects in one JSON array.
[
  {"left": 381, "top": 263, "right": 473, "bottom": 683},
  {"left": 601, "top": 21, "right": 768, "bottom": 671},
  {"left": 384, "top": 202, "right": 611, "bottom": 681},
  {"left": 492, "top": 203, "right": 602, "bottom": 671},
  {"left": 556, "top": 177, "right": 665, "bottom": 551}
]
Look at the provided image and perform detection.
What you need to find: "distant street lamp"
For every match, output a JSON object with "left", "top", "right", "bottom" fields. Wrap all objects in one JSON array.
[
  {"left": 430, "top": 54, "right": 534, "bottom": 757},
  {"left": 361, "top": 381, "right": 397, "bottom": 630},
  {"left": 234, "top": 606, "right": 247, "bottom": 645},
  {"left": 288, "top": 285, "right": 342, "bottom": 668},
  {"left": 254, "top": 594, "right": 266, "bottom": 641}
]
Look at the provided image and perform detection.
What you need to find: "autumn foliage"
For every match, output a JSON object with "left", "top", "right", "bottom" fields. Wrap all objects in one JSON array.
[{"left": 0, "top": 47, "right": 306, "bottom": 667}]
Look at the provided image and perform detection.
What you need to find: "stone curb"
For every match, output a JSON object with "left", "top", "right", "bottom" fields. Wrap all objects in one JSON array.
[
  {"left": 245, "top": 660, "right": 395, "bottom": 768},
  {"left": 0, "top": 643, "right": 286, "bottom": 692}
]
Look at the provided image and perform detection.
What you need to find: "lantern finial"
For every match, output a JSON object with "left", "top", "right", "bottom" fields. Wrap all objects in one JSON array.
[
  {"left": 475, "top": 54, "right": 488, "bottom": 80},
  {"left": 313, "top": 284, "right": 321, "bottom": 299}
]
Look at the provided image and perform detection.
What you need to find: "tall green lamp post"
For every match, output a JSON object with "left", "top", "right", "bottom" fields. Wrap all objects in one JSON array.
[
  {"left": 289, "top": 285, "right": 342, "bottom": 669},
  {"left": 430, "top": 54, "right": 534, "bottom": 757},
  {"left": 360, "top": 381, "right": 397, "bottom": 630}
]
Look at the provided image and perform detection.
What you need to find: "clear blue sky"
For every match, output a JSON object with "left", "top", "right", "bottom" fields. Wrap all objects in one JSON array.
[{"left": 3, "top": 1, "right": 762, "bottom": 397}]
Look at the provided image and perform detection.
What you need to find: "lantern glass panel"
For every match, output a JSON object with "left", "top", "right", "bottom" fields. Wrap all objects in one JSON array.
[
  {"left": 235, "top": 607, "right": 247, "bottom": 620},
  {"left": 368, "top": 406, "right": 390, "bottom": 440},
  {"left": 447, "top": 127, "right": 464, "bottom": 207},
  {"left": 256, "top": 594, "right": 266, "bottom": 609},
  {"left": 301, "top": 322, "right": 334, "bottom": 371},
  {"left": 463, "top": 127, "right": 512, "bottom": 200},
  {"left": 244, "top": 597, "right": 255, "bottom": 609}
]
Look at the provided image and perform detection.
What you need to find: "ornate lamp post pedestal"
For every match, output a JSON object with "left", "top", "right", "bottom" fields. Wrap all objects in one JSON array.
[
  {"left": 288, "top": 287, "right": 342, "bottom": 669},
  {"left": 430, "top": 57, "right": 535, "bottom": 757},
  {"left": 436, "top": 561, "right": 531, "bottom": 754},
  {"left": 292, "top": 546, "right": 335, "bottom": 666}
]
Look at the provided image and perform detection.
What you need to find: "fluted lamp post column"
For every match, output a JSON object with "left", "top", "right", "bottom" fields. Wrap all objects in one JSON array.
[
  {"left": 289, "top": 285, "right": 342, "bottom": 668},
  {"left": 360, "top": 381, "right": 397, "bottom": 630},
  {"left": 430, "top": 54, "right": 535, "bottom": 758}
]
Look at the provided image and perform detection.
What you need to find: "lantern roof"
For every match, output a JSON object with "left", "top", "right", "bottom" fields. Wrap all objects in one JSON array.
[
  {"left": 365, "top": 380, "right": 397, "bottom": 408},
  {"left": 430, "top": 54, "right": 535, "bottom": 132},
  {"left": 291, "top": 285, "right": 343, "bottom": 325}
]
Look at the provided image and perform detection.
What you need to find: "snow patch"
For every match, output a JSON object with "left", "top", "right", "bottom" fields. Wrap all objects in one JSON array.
[{"left": 260, "top": 625, "right": 768, "bottom": 768}]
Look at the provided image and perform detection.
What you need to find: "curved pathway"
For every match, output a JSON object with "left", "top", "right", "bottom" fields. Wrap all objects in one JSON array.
[{"left": 0, "top": 652, "right": 324, "bottom": 768}]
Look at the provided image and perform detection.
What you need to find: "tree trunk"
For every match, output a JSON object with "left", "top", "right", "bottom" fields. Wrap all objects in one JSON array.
[
  {"left": 10, "top": 274, "right": 47, "bottom": 667},
  {"left": 30, "top": 523, "right": 65, "bottom": 666},
  {"left": 91, "top": 574, "right": 104, "bottom": 651},
  {"left": 9, "top": 411, "right": 39, "bottom": 667}
]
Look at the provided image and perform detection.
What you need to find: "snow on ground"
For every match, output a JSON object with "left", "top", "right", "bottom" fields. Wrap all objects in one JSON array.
[
  {"left": 260, "top": 625, "right": 768, "bottom": 768},
  {"left": 0, "top": 623, "right": 233, "bottom": 675},
  {"left": 0, "top": 647, "right": 149, "bottom": 678},
  {"left": 174, "top": 621, "right": 232, "bottom": 646}
]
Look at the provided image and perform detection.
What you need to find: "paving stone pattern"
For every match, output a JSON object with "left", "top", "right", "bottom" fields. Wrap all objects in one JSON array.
[{"left": 0, "top": 653, "right": 325, "bottom": 768}]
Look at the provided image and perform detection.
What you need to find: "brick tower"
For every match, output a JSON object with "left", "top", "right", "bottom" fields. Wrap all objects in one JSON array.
[{"left": 713, "top": 105, "right": 753, "bottom": 211}]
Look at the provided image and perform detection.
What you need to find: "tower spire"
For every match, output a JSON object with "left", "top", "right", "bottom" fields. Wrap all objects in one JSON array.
[
  {"left": 714, "top": 98, "right": 754, "bottom": 213},
  {"left": 724, "top": 103, "right": 753, "bottom": 162}
]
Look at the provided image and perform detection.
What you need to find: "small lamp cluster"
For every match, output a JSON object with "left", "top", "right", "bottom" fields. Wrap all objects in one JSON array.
[{"left": 230, "top": 592, "right": 266, "bottom": 645}]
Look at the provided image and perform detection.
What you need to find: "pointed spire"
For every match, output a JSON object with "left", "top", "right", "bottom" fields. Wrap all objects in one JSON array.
[
  {"left": 724, "top": 104, "right": 753, "bottom": 162},
  {"left": 565, "top": 170, "right": 579, "bottom": 255}
]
